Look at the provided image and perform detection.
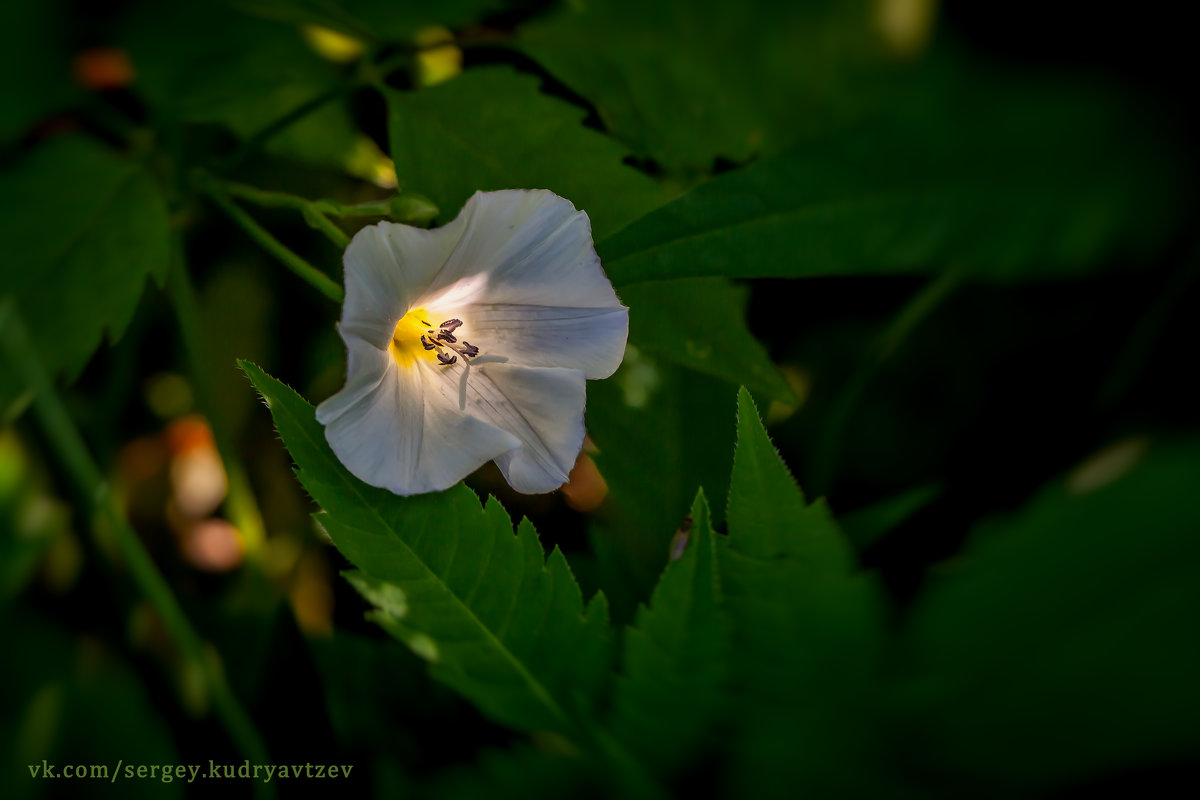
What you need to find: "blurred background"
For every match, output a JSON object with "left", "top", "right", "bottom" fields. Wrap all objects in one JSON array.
[{"left": 1, "top": 0, "right": 1197, "bottom": 797}]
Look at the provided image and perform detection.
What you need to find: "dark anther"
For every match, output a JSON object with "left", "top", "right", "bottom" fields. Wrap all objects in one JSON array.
[
  {"left": 421, "top": 320, "right": 432, "bottom": 327},
  {"left": 461, "top": 342, "right": 479, "bottom": 357},
  {"left": 440, "top": 319, "right": 463, "bottom": 332},
  {"left": 420, "top": 335, "right": 436, "bottom": 350},
  {"left": 437, "top": 352, "right": 457, "bottom": 366},
  {"left": 437, "top": 331, "right": 457, "bottom": 344}
]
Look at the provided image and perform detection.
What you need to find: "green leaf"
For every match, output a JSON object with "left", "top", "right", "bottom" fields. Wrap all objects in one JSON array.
[
  {"left": 599, "top": 78, "right": 1180, "bottom": 285},
  {"left": 240, "top": 361, "right": 614, "bottom": 735},
  {"left": 606, "top": 489, "right": 726, "bottom": 775},
  {"left": 719, "top": 387, "right": 886, "bottom": 796},
  {"left": 384, "top": 66, "right": 668, "bottom": 240},
  {"left": 837, "top": 482, "right": 942, "bottom": 552},
  {"left": 513, "top": 0, "right": 878, "bottom": 175},
  {"left": 0, "top": 137, "right": 169, "bottom": 413},
  {"left": 584, "top": 360, "right": 736, "bottom": 618},
  {"left": 120, "top": 1, "right": 358, "bottom": 167},
  {"left": 894, "top": 438, "right": 1200, "bottom": 789},
  {"left": 622, "top": 278, "right": 794, "bottom": 403},
  {"left": 0, "top": 0, "right": 79, "bottom": 146},
  {"left": 234, "top": 0, "right": 509, "bottom": 41}
]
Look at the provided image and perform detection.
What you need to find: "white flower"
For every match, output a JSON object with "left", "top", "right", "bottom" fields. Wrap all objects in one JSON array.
[{"left": 316, "top": 189, "right": 628, "bottom": 496}]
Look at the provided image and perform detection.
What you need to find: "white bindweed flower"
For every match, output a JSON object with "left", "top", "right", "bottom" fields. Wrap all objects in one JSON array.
[{"left": 317, "top": 189, "right": 628, "bottom": 496}]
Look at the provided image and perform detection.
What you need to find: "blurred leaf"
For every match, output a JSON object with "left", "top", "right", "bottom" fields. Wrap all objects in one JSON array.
[
  {"left": 0, "top": 136, "right": 168, "bottom": 413},
  {"left": 385, "top": 66, "right": 668, "bottom": 239},
  {"left": 0, "top": 611, "right": 180, "bottom": 800},
  {"left": 838, "top": 482, "right": 942, "bottom": 551},
  {"left": 0, "top": 0, "right": 79, "bottom": 146},
  {"left": 894, "top": 439, "right": 1200, "bottom": 791},
  {"left": 600, "top": 72, "right": 1181, "bottom": 285},
  {"left": 514, "top": 0, "right": 878, "bottom": 175},
  {"left": 424, "top": 742, "right": 604, "bottom": 800},
  {"left": 584, "top": 361, "right": 735, "bottom": 617},
  {"left": 234, "top": 0, "right": 508, "bottom": 41},
  {"left": 606, "top": 489, "right": 726, "bottom": 775},
  {"left": 719, "top": 387, "right": 887, "bottom": 796},
  {"left": 241, "top": 361, "right": 614, "bottom": 735},
  {"left": 120, "top": 0, "right": 358, "bottom": 167},
  {"left": 622, "top": 278, "right": 794, "bottom": 403}
]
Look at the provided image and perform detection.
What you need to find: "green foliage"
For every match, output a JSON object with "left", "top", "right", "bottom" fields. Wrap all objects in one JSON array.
[
  {"left": 0, "top": 137, "right": 168, "bottom": 415},
  {"left": 0, "top": 0, "right": 78, "bottom": 146},
  {"left": 622, "top": 278, "right": 794, "bottom": 403},
  {"left": 234, "top": 0, "right": 508, "bottom": 41},
  {"left": 515, "top": 0, "right": 878, "bottom": 175},
  {"left": 719, "top": 388, "right": 886, "bottom": 796},
  {"left": 384, "top": 67, "right": 668, "bottom": 239},
  {"left": 119, "top": 0, "right": 359, "bottom": 167},
  {"left": 599, "top": 76, "right": 1179, "bottom": 285},
  {"left": 606, "top": 490, "right": 726, "bottom": 774},
  {"left": 0, "top": 611, "right": 181, "bottom": 800},
  {"left": 894, "top": 439, "right": 1200, "bottom": 791},
  {"left": 241, "top": 361, "right": 613, "bottom": 735},
  {"left": 584, "top": 362, "right": 736, "bottom": 614}
]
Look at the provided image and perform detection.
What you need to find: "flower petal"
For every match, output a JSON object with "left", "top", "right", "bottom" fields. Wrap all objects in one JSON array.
[
  {"left": 462, "top": 303, "right": 628, "bottom": 379},
  {"left": 421, "top": 360, "right": 587, "bottom": 494},
  {"left": 339, "top": 216, "right": 468, "bottom": 349},
  {"left": 317, "top": 334, "right": 518, "bottom": 495},
  {"left": 418, "top": 190, "right": 621, "bottom": 311}
]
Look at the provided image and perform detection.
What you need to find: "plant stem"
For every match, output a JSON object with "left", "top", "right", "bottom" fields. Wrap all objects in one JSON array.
[
  {"left": 0, "top": 299, "right": 272, "bottom": 786},
  {"left": 220, "top": 181, "right": 351, "bottom": 248},
  {"left": 201, "top": 180, "right": 344, "bottom": 304},
  {"left": 166, "top": 235, "right": 268, "bottom": 560}
]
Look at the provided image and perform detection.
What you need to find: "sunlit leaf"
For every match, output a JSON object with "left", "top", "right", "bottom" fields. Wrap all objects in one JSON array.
[
  {"left": 241, "top": 361, "right": 614, "bottom": 735},
  {"left": 384, "top": 66, "right": 668, "bottom": 240}
]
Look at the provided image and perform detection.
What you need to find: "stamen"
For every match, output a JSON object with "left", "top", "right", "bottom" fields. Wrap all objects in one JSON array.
[
  {"left": 420, "top": 335, "right": 436, "bottom": 350},
  {"left": 421, "top": 320, "right": 432, "bottom": 327},
  {"left": 437, "top": 352, "right": 457, "bottom": 366},
  {"left": 440, "top": 319, "right": 463, "bottom": 332},
  {"left": 436, "top": 331, "right": 458, "bottom": 344},
  {"left": 460, "top": 341, "right": 479, "bottom": 357}
]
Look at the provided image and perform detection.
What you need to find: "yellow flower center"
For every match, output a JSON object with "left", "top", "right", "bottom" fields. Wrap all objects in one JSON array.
[{"left": 390, "top": 307, "right": 479, "bottom": 368}]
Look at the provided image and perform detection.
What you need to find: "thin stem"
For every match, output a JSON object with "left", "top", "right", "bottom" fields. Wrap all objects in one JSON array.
[
  {"left": 0, "top": 299, "right": 272, "bottom": 783},
  {"left": 166, "top": 236, "right": 268, "bottom": 559},
  {"left": 220, "top": 181, "right": 350, "bottom": 248},
  {"left": 808, "top": 270, "right": 962, "bottom": 497},
  {"left": 201, "top": 180, "right": 344, "bottom": 304}
]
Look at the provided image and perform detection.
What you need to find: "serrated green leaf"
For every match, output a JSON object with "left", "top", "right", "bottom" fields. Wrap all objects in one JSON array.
[
  {"left": 622, "top": 278, "right": 794, "bottom": 403},
  {"left": 240, "top": 361, "right": 613, "bottom": 735},
  {"left": 606, "top": 488, "right": 726, "bottom": 775},
  {"left": 0, "top": 137, "right": 169, "bottom": 413},
  {"left": 600, "top": 79, "right": 1179, "bottom": 285},
  {"left": 894, "top": 439, "right": 1200, "bottom": 789},
  {"left": 720, "top": 387, "right": 886, "bottom": 796},
  {"left": 384, "top": 66, "right": 668, "bottom": 240},
  {"left": 584, "top": 360, "right": 735, "bottom": 617},
  {"left": 513, "top": 0, "right": 877, "bottom": 175}
]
